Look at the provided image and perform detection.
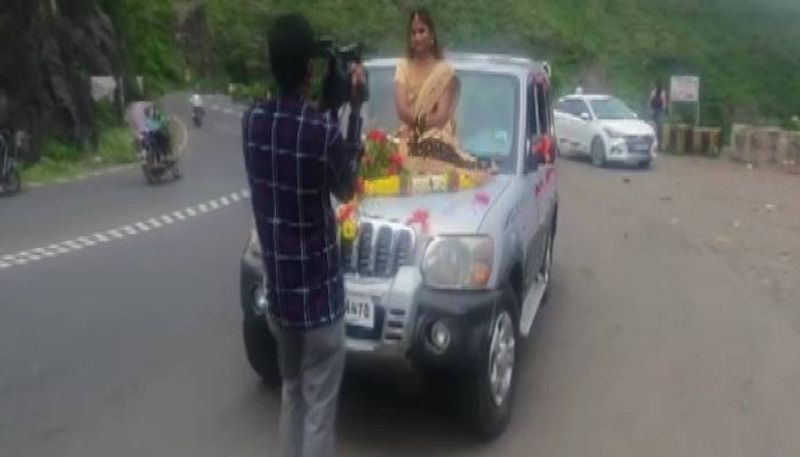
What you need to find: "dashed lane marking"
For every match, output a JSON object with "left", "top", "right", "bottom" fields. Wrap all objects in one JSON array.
[{"left": 0, "top": 188, "right": 251, "bottom": 272}]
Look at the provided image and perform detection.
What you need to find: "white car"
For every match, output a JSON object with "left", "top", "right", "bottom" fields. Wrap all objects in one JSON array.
[{"left": 555, "top": 94, "right": 657, "bottom": 168}]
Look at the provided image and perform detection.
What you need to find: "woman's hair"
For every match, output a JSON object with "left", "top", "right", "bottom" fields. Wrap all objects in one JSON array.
[{"left": 406, "top": 8, "right": 443, "bottom": 60}]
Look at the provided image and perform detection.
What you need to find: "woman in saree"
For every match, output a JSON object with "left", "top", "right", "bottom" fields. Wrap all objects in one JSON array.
[{"left": 394, "top": 9, "right": 476, "bottom": 168}]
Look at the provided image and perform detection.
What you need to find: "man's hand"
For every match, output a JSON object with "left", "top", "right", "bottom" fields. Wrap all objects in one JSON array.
[{"left": 350, "top": 64, "right": 367, "bottom": 111}]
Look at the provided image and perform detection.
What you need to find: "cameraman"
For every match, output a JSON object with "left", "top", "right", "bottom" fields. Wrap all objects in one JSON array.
[{"left": 241, "top": 14, "right": 365, "bottom": 457}]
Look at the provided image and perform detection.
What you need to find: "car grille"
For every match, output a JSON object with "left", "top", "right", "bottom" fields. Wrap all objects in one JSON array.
[
  {"left": 340, "top": 221, "right": 415, "bottom": 278},
  {"left": 625, "top": 135, "right": 655, "bottom": 153}
]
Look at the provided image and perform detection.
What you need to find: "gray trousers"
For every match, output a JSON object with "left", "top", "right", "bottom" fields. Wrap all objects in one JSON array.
[{"left": 268, "top": 318, "right": 346, "bottom": 457}]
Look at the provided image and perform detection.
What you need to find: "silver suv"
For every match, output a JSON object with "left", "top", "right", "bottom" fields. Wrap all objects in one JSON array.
[{"left": 239, "top": 53, "right": 559, "bottom": 438}]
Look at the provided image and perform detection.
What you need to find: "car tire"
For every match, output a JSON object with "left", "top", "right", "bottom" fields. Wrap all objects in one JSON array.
[
  {"left": 243, "top": 320, "right": 281, "bottom": 386},
  {"left": 590, "top": 137, "right": 606, "bottom": 167},
  {"left": 638, "top": 160, "right": 652, "bottom": 169},
  {"left": 540, "top": 228, "right": 555, "bottom": 304},
  {"left": 465, "top": 283, "right": 520, "bottom": 440}
]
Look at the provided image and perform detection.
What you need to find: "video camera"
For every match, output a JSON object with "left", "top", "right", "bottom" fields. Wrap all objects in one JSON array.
[{"left": 313, "top": 39, "right": 369, "bottom": 112}]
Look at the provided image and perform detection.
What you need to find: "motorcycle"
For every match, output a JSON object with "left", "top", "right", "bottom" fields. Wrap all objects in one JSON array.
[
  {"left": 192, "top": 106, "right": 205, "bottom": 128},
  {"left": 0, "top": 129, "right": 22, "bottom": 195},
  {"left": 140, "top": 122, "right": 181, "bottom": 185}
]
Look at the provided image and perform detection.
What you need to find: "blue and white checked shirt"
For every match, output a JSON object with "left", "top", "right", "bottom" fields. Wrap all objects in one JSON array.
[{"left": 243, "top": 94, "right": 362, "bottom": 330}]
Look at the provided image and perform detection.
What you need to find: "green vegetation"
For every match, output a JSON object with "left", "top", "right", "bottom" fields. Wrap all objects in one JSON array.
[
  {"left": 23, "top": 127, "right": 136, "bottom": 184},
  {"left": 99, "top": 0, "right": 184, "bottom": 96},
  {"left": 198, "top": 0, "right": 800, "bottom": 131}
]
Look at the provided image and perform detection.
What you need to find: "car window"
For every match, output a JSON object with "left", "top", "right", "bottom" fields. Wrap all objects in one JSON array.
[
  {"left": 590, "top": 97, "right": 638, "bottom": 120},
  {"left": 573, "top": 100, "right": 590, "bottom": 118},
  {"left": 366, "top": 67, "right": 519, "bottom": 173}
]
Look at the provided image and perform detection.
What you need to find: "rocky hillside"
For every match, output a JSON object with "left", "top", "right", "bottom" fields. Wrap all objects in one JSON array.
[{"left": 0, "top": 0, "right": 124, "bottom": 160}]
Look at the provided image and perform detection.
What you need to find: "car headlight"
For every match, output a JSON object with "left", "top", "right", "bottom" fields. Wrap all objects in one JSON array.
[
  {"left": 247, "top": 229, "right": 261, "bottom": 258},
  {"left": 603, "top": 128, "right": 625, "bottom": 139},
  {"left": 422, "top": 236, "right": 494, "bottom": 289}
]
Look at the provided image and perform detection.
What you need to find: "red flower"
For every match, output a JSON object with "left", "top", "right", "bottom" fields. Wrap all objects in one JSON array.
[
  {"left": 387, "top": 163, "right": 399, "bottom": 175},
  {"left": 388, "top": 152, "right": 404, "bottom": 166},
  {"left": 367, "top": 129, "right": 388, "bottom": 144},
  {"left": 474, "top": 192, "right": 491, "bottom": 206},
  {"left": 406, "top": 209, "right": 430, "bottom": 233}
]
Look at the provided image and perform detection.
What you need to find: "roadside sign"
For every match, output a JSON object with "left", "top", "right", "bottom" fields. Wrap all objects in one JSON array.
[
  {"left": 670, "top": 75, "right": 701, "bottom": 125},
  {"left": 670, "top": 76, "right": 700, "bottom": 103},
  {"left": 90, "top": 76, "right": 117, "bottom": 102}
]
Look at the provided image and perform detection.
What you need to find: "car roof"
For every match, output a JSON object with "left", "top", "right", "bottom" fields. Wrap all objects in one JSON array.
[
  {"left": 560, "top": 94, "right": 614, "bottom": 102},
  {"left": 366, "top": 52, "right": 549, "bottom": 78}
]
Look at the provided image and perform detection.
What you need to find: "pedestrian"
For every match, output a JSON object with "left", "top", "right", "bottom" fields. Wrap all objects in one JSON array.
[
  {"left": 650, "top": 80, "right": 667, "bottom": 150},
  {"left": 241, "top": 13, "right": 366, "bottom": 457}
]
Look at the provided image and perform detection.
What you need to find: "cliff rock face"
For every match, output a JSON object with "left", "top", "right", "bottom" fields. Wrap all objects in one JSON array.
[{"left": 0, "top": 0, "right": 123, "bottom": 160}]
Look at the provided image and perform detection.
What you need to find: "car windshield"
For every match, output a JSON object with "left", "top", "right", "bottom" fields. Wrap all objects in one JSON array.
[
  {"left": 365, "top": 67, "right": 518, "bottom": 173},
  {"left": 590, "top": 97, "right": 638, "bottom": 120}
]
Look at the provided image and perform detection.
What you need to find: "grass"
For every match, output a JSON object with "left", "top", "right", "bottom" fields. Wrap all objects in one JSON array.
[{"left": 22, "top": 127, "right": 137, "bottom": 185}]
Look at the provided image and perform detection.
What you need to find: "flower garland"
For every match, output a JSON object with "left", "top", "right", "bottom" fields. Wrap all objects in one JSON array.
[{"left": 337, "top": 129, "right": 490, "bottom": 241}]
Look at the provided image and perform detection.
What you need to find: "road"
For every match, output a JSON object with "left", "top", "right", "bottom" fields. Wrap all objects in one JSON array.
[{"left": 1, "top": 95, "right": 799, "bottom": 457}]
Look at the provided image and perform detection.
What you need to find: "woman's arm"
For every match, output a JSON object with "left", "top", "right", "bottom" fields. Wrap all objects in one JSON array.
[
  {"left": 426, "top": 79, "right": 456, "bottom": 129},
  {"left": 394, "top": 82, "right": 417, "bottom": 126}
]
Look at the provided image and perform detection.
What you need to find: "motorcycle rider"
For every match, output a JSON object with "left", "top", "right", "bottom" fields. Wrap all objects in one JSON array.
[
  {"left": 190, "top": 91, "right": 204, "bottom": 125},
  {"left": 126, "top": 101, "right": 171, "bottom": 163}
]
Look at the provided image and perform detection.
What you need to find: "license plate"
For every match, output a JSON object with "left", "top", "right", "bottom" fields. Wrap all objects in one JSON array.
[
  {"left": 345, "top": 296, "right": 375, "bottom": 329},
  {"left": 630, "top": 142, "right": 650, "bottom": 152}
]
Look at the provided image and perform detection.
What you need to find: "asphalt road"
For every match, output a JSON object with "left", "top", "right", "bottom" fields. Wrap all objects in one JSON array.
[{"left": 1, "top": 96, "right": 798, "bottom": 457}]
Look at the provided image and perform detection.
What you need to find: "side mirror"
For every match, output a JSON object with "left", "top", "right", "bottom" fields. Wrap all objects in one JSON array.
[
  {"left": 526, "top": 135, "right": 555, "bottom": 172},
  {"left": 579, "top": 112, "right": 591, "bottom": 121}
]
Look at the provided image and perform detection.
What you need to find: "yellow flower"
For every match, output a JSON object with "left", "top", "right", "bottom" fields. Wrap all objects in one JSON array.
[
  {"left": 364, "top": 176, "right": 401, "bottom": 196},
  {"left": 341, "top": 219, "right": 359, "bottom": 241}
]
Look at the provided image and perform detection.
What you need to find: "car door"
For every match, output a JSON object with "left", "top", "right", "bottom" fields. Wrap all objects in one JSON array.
[
  {"left": 521, "top": 75, "right": 553, "bottom": 292},
  {"left": 571, "top": 98, "right": 594, "bottom": 153},
  {"left": 554, "top": 99, "right": 575, "bottom": 154}
]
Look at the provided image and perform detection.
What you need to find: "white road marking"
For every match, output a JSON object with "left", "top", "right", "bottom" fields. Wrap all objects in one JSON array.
[
  {"left": 76, "top": 237, "right": 96, "bottom": 247},
  {"left": 107, "top": 229, "right": 124, "bottom": 239},
  {"left": 0, "top": 188, "right": 251, "bottom": 272}
]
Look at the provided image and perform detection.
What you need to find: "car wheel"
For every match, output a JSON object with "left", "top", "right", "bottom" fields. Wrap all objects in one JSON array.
[
  {"left": 466, "top": 283, "right": 520, "bottom": 439},
  {"left": 638, "top": 160, "right": 652, "bottom": 170},
  {"left": 243, "top": 320, "right": 281, "bottom": 386},
  {"left": 590, "top": 137, "right": 606, "bottom": 167},
  {"left": 538, "top": 229, "right": 555, "bottom": 304}
]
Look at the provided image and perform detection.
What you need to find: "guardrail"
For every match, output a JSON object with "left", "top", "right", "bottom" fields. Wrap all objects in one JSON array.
[
  {"left": 662, "top": 124, "right": 722, "bottom": 156},
  {"left": 728, "top": 125, "right": 800, "bottom": 172}
]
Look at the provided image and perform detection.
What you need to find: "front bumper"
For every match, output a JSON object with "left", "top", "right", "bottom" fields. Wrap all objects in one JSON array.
[
  {"left": 606, "top": 137, "right": 656, "bottom": 163},
  {"left": 240, "top": 250, "right": 498, "bottom": 372}
]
